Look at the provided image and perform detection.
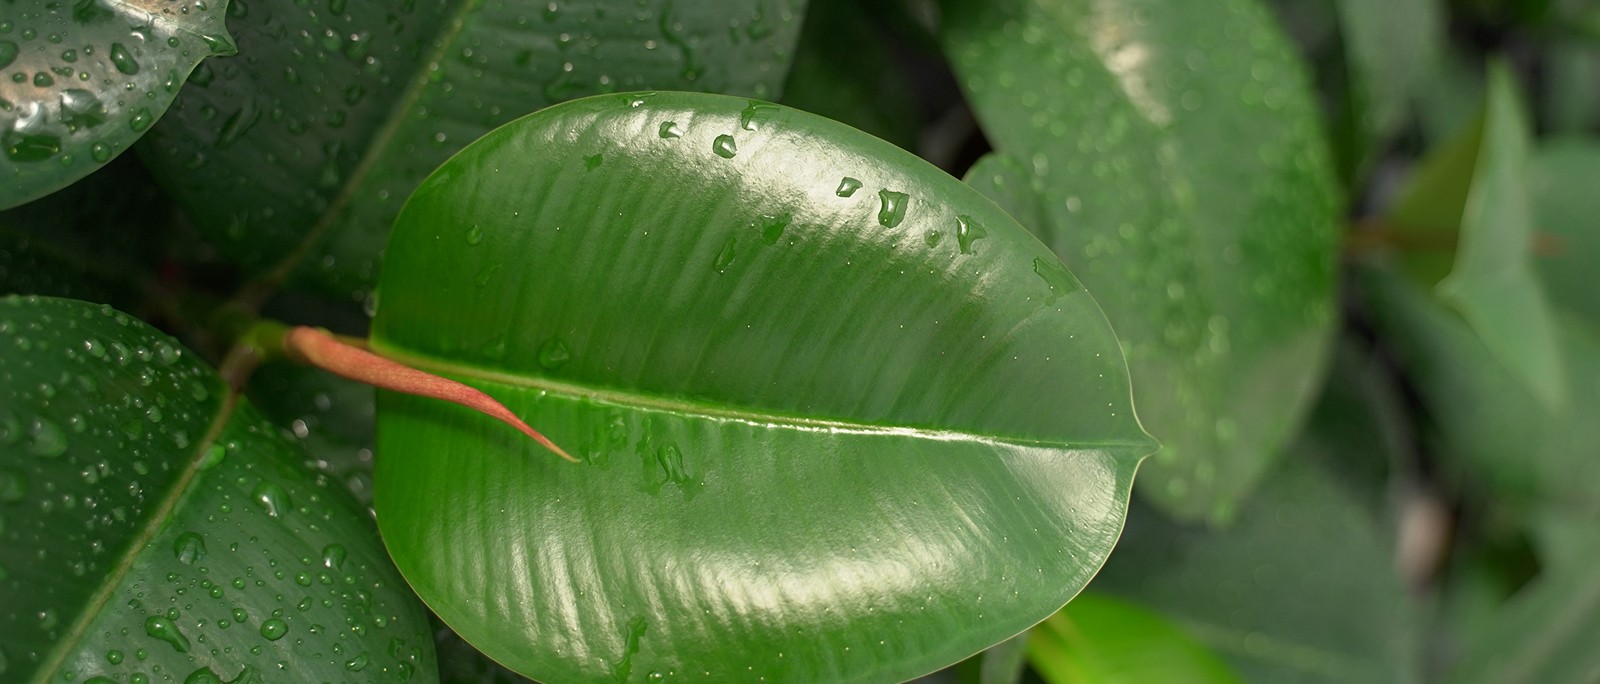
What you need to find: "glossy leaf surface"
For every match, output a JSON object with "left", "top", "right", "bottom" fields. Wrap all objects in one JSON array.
[
  {"left": 1387, "top": 62, "right": 1566, "bottom": 409},
  {"left": 140, "top": 0, "right": 807, "bottom": 299},
  {"left": 942, "top": 0, "right": 1341, "bottom": 522},
  {"left": 1026, "top": 594, "right": 1241, "bottom": 684},
  {"left": 0, "top": 0, "right": 234, "bottom": 208},
  {"left": 0, "top": 296, "right": 434, "bottom": 683},
  {"left": 371, "top": 92, "right": 1154, "bottom": 682},
  {"left": 1090, "top": 351, "right": 1418, "bottom": 684}
]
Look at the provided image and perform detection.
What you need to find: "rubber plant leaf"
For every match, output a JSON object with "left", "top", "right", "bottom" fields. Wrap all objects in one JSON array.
[
  {"left": 138, "top": 0, "right": 808, "bottom": 301},
  {"left": 369, "top": 92, "right": 1156, "bottom": 682},
  {"left": 941, "top": 0, "right": 1342, "bottom": 523},
  {"left": 0, "top": 295, "right": 435, "bottom": 683},
  {"left": 0, "top": 0, "right": 235, "bottom": 209}
]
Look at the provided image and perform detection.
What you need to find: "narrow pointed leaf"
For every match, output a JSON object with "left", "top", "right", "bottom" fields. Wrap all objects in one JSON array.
[
  {"left": 0, "top": 296, "right": 434, "bottom": 683},
  {"left": 942, "top": 0, "right": 1342, "bottom": 522},
  {"left": 1388, "top": 61, "right": 1566, "bottom": 410},
  {"left": 0, "top": 0, "right": 235, "bottom": 208},
  {"left": 371, "top": 92, "right": 1155, "bottom": 682},
  {"left": 140, "top": 0, "right": 808, "bottom": 300}
]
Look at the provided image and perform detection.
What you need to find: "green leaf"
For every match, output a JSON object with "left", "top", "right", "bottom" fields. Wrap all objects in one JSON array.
[
  {"left": 1329, "top": 0, "right": 1443, "bottom": 180},
  {"left": 370, "top": 92, "right": 1154, "bottom": 682},
  {"left": 0, "top": 296, "right": 435, "bottom": 682},
  {"left": 781, "top": 0, "right": 921, "bottom": 152},
  {"left": 1025, "top": 594, "right": 1242, "bottom": 684},
  {"left": 951, "top": 633, "right": 1030, "bottom": 684},
  {"left": 941, "top": 0, "right": 1342, "bottom": 522},
  {"left": 0, "top": 0, "right": 235, "bottom": 209},
  {"left": 1443, "top": 544, "right": 1600, "bottom": 684},
  {"left": 139, "top": 0, "right": 808, "bottom": 301},
  {"left": 0, "top": 155, "right": 176, "bottom": 308},
  {"left": 1529, "top": 136, "right": 1600, "bottom": 327},
  {"left": 1388, "top": 60, "right": 1567, "bottom": 409},
  {"left": 1090, "top": 347, "right": 1419, "bottom": 684},
  {"left": 1359, "top": 268, "right": 1600, "bottom": 558},
  {"left": 246, "top": 363, "right": 376, "bottom": 508}
]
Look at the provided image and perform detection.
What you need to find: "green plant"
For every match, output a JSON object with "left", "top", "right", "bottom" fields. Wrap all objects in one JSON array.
[{"left": 4, "top": 0, "right": 1598, "bottom": 682}]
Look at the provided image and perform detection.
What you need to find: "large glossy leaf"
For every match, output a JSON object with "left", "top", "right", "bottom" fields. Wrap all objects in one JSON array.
[
  {"left": 1387, "top": 61, "right": 1566, "bottom": 409},
  {"left": 0, "top": 295, "right": 434, "bottom": 682},
  {"left": 1026, "top": 593, "right": 1241, "bottom": 684},
  {"left": 941, "top": 0, "right": 1341, "bottom": 522},
  {"left": 1089, "top": 345, "right": 1418, "bottom": 684},
  {"left": 0, "top": 0, "right": 234, "bottom": 209},
  {"left": 370, "top": 92, "right": 1155, "bottom": 681},
  {"left": 139, "top": 0, "right": 808, "bottom": 301}
]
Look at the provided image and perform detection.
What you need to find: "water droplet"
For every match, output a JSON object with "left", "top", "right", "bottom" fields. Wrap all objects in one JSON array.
[
  {"left": 738, "top": 101, "right": 778, "bottom": 131},
  {"left": 712, "top": 134, "right": 737, "bottom": 159},
  {"left": 90, "top": 142, "right": 113, "bottom": 162},
  {"left": 0, "top": 41, "right": 17, "bottom": 70},
  {"left": 713, "top": 236, "right": 736, "bottom": 272},
  {"left": 657, "top": 121, "right": 682, "bottom": 139},
  {"left": 0, "top": 469, "right": 23, "bottom": 502},
  {"left": 321, "top": 544, "right": 347, "bottom": 569},
  {"left": 32, "top": 72, "right": 55, "bottom": 87},
  {"left": 956, "top": 215, "right": 988, "bottom": 254},
  {"left": 28, "top": 417, "right": 67, "bottom": 457},
  {"left": 106, "top": 649, "right": 123, "bottom": 665},
  {"left": 345, "top": 652, "right": 370, "bottom": 671},
  {"left": 584, "top": 153, "right": 603, "bottom": 170},
  {"left": 537, "top": 338, "right": 571, "bottom": 370},
  {"left": 129, "top": 108, "right": 154, "bottom": 132},
  {"left": 924, "top": 230, "right": 943, "bottom": 247},
  {"left": 173, "top": 532, "right": 206, "bottom": 565},
  {"left": 835, "top": 177, "right": 861, "bottom": 197},
  {"left": 465, "top": 225, "right": 483, "bottom": 245},
  {"left": 259, "top": 618, "right": 288, "bottom": 641},
  {"left": 760, "top": 212, "right": 790, "bottom": 244},
  {"left": 876, "top": 190, "right": 909, "bottom": 228},
  {"left": 109, "top": 43, "right": 139, "bottom": 75},
  {"left": 251, "top": 481, "right": 290, "bottom": 518},
  {"left": 1032, "top": 257, "right": 1078, "bottom": 303},
  {"left": 198, "top": 444, "right": 226, "bottom": 470},
  {"left": 144, "top": 615, "right": 190, "bottom": 652}
]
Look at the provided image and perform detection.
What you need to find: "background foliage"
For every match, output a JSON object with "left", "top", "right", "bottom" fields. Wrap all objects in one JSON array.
[{"left": 4, "top": 0, "right": 1600, "bottom": 681}]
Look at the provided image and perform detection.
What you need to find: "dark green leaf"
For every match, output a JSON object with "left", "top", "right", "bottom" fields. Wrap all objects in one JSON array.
[
  {"left": 140, "top": 0, "right": 808, "bottom": 301},
  {"left": 942, "top": 0, "right": 1342, "bottom": 522},
  {"left": 0, "top": 0, "right": 235, "bottom": 208},
  {"left": 781, "top": 0, "right": 921, "bottom": 151},
  {"left": 370, "top": 92, "right": 1154, "bottom": 682},
  {"left": 1026, "top": 594, "right": 1242, "bottom": 684},
  {"left": 1443, "top": 544, "right": 1600, "bottom": 684},
  {"left": 1329, "top": 0, "right": 1443, "bottom": 179},
  {"left": 1090, "top": 347, "right": 1418, "bottom": 684},
  {"left": 0, "top": 295, "right": 434, "bottom": 682}
]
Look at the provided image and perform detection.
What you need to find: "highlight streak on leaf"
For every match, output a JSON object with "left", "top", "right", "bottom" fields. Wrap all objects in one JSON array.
[{"left": 284, "top": 326, "right": 576, "bottom": 462}]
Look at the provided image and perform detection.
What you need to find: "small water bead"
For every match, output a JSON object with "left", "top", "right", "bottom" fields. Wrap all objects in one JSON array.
[
  {"left": 465, "top": 225, "right": 483, "bottom": 245},
  {"left": 835, "top": 177, "right": 861, "bottom": 197},
  {"left": 259, "top": 618, "right": 288, "bottom": 641},
  {"left": 657, "top": 121, "right": 682, "bottom": 139},
  {"left": 712, "top": 134, "right": 737, "bottom": 159},
  {"left": 144, "top": 615, "right": 190, "bottom": 652},
  {"left": 955, "top": 215, "right": 988, "bottom": 254},
  {"left": 537, "top": 339, "right": 571, "bottom": 370},
  {"left": 876, "top": 190, "right": 909, "bottom": 228}
]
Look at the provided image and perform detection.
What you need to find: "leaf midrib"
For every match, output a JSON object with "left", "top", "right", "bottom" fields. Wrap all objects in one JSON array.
[
  {"left": 31, "top": 391, "right": 240, "bottom": 684},
  {"left": 369, "top": 339, "right": 1157, "bottom": 453}
]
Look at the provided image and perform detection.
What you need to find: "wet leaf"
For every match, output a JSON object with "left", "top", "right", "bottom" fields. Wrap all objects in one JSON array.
[
  {"left": 0, "top": 295, "right": 434, "bottom": 683},
  {"left": 370, "top": 92, "right": 1155, "bottom": 682},
  {"left": 942, "top": 0, "right": 1342, "bottom": 523},
  {"left": 0, "top": 0, "right": 235, "bottom": 208},
  {"left": 140, "top": 0, "right": 808, "bottom": 302}
]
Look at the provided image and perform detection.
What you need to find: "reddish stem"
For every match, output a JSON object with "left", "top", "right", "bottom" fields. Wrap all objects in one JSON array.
[{"left": 283, "top": 326, "right": 577, "bottom": 463}]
